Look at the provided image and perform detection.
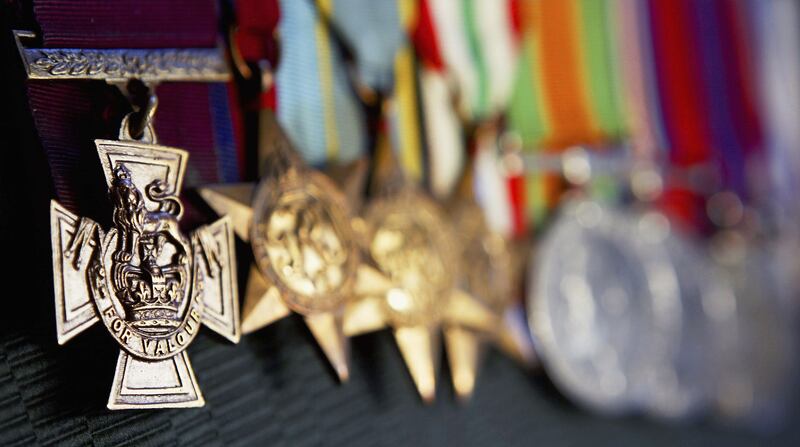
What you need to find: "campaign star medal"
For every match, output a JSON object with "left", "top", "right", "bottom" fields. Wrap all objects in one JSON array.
[
  {"left": 446, "top": 198, "right": 537, "bottom": 399},
  {"left": 16, "top": 32, "right": 240, "bottom": 409},
  {"left": 442, "top": 137, "right": 537, "bottom": 400},
  {"left": 343, "top": 145, "right": 497, "bottom": 403},
  {"left": 199, "top": 111, "right": 389, "bottom": 380}
]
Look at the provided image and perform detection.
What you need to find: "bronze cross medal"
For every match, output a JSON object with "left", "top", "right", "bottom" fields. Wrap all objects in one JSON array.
[{"left": 15, "top": 31, "right": 241, "bottom": 409}]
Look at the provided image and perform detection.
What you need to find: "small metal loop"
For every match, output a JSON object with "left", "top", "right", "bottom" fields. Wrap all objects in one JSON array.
[
  {"left": 138, "top": 93, "right": 159, "bottom": 133},
  {"left": 119, "top": 112, "right": 157, "bottom": 144},
  {"left": 113, "top": 79, "right": 159, "bottom": 143}
]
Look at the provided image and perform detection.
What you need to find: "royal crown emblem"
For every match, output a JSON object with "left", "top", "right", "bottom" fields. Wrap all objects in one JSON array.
[{"left": 51, "top": 121, "right": 240, "bottom": 409}]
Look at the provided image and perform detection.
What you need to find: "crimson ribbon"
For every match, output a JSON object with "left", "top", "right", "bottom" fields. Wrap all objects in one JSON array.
[
  {"left": 412, "top": 0, "right": 444, "bottom": 72},
  {"left": 27, "top": 0, "right": 244, "bottom": 227},
  {"left": 235, "top": 0, "right": 280, "bottom": 110}
]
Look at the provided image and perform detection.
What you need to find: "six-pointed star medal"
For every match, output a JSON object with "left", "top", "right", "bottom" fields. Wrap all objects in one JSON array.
[
  {"left": 441, "top": 142, "right": 538, "bottom": 400},
  {"left": 343, "top": 188, "right": 500, "bottom": 402},
  {"left": 446, "top": 198, "right": 538, "bottom": 400},
  {"left": 200, "top": 116, "right": 391, "bottom": 381},
  {"left": 51, "top": 132, "right": 240, "bottom": 409}
]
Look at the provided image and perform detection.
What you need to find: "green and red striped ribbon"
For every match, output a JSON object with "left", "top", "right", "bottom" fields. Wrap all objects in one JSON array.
[
  {"left": 507, "top": 0, "right": 627, "bottom": 233},
  {"left": 413, "top": 0, "right": 521, "bottom": 227}
]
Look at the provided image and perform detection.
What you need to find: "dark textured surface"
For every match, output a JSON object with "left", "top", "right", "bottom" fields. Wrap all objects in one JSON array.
[
  {"left": 2, "top": 3, "right": 800, "bottom": 446},
  {"left": 2, "top": 316, "right": 800, "bottom": 447}
]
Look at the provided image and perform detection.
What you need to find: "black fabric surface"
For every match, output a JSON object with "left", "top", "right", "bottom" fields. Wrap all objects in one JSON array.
[{"left": 2, "top": 4, "right": 800, "bottom": 446}]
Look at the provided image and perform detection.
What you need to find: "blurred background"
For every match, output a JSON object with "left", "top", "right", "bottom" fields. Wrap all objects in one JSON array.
[{"left": 241, "top": 0, "right": 800, "bottom": 436}]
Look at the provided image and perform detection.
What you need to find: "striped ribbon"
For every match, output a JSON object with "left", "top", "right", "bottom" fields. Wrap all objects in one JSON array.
[
  {"left": 326, "top": 0, "right": 405, "bottom": 94},
  {"left": 397, "top": 0, "right": 464, "bottom": 194},
  {"left": 427, "top": 0, "right": 477, "bottom": 118},
  {"left": 425, "top": 0, "right": 519, "bottom": 121},
  {"left": 474, "top": 137, "right": 514, "bottom": 238},
  {"left": 235, "top": 0, "right": 280, "bottom": 111},
  {"left": 154, "top": 83, "right": 244, "bottom": 187},
  {"left": 647, "top": 0, "right": 763, "bottom": 228},
  {"left": 469, "top": 0, "right": 518, "bottom": 118},
  {"left": 507, "top": 0, "right": 627, "bottom": 231},
  {"left": 509, "top": 0, "right": 625, "bottom": 150},
  {"left": 693, "top": 0, "right": 760, "bottom": 196},
  {"left": 412, "top": 0, "right": 520, "bottom": 211},
  {"left": 416, "top": 66, "right": 462, "bottom": 197},
  {"left": 274, "top": 0, "right": 368, "bottom": 166},
  {"left": 612, "top": 0, "right": 667, "bottom": 158},
  {"left": 752, "top": 0, "right": 800, "bottom": 206},
  {"left": 461, "top": 0, "right": 522, "bottom": 235},
  {"left": 387, "top": 0, "right": 429, "bottom": 187}
]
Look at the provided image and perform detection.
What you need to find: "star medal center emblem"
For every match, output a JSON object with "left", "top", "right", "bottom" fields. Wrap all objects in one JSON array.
[
  {"left": 364, "top": 191, "right": 454, "bottom": 327},
  {"left": 344, "top": 187, "right": 498, "bottom": 403},
  {"left": 251, "top": 171, "right": 360, "bottom": 315}
]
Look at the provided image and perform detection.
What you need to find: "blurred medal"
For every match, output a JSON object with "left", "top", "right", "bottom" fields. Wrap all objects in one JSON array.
[
  {"left": 19, "top": 31, "right": 243, "bottom": 409},
  {"left": 529, "top": 198, "right": 653, "bottom": 415},
  {"left": 626, "top": 209, "right": 715, "bottom": 420},
  {"left": 201, "top": 110, "right": 392, "bottom": 381},
  {"left": 344, "top": 135, "right": 497, "bottom": 403},
  {"left": 522, "top": 146, "right": 714, "bottom": 419},
  {"left": 444, "top": 127, "right": 537, "bottom": 401},
  {"left": 705, "top": 196, "right": 800, "bottom": 430}
]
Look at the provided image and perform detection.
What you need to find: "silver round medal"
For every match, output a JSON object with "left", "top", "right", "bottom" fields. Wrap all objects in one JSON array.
[
  {"left": 627, "top": 212, "right": 716, "bottom": 420},
  {"left": 529, "top": 200, "right": 656, "bottom": 414},
  {"left": 706, "top": 230, "right": 800, "bottom": 430}
]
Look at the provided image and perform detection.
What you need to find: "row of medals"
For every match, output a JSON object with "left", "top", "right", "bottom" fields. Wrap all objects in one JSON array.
[
  {"left": 521, "top": 147, "right": 799, "bottom": 427},
  {"left": 34, "top": 37, "right": 796, "bottom": 423},
  {"left": 48, "top": 91, "right": 534, "bottom": 409}
]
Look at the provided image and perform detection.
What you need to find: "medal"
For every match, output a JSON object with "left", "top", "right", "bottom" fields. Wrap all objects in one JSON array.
[
  {"left": 16, "top": 31, "right": 240, "bottom": 409},
  {"left": 705, "top": 203, "right": 800, "bottom": 428},
  {"left": 442, "top": 132, "right": 537, "bottom": 400},
  {"left": 200, "top": 110, "right": 391, "bottom": 381},
  {"left": 447, "top": 198, "right": 536, "bottom": 398},
  {"left": 344, "top": 140, "right": 497, "bottom": 403},
  {"left": 529, "top": 200, "right": 651, "bottom": 414},
  {"left": 520, "top": 153, "right": 714, "bottom": 419},
  {"left": 627, "top": 210, "right": 714, "bottom": 420}
]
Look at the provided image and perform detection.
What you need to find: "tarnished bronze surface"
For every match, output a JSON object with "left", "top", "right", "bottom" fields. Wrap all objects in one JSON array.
[
  {"left": 200, "top": 110, "right": 391, "bottom": 382},
  {"left": 345, "top": 185, "right": 499, "bottom": 403}
]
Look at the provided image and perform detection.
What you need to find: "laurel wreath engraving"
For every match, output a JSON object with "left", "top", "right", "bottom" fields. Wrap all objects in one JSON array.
[{"left": 27, "top": 48, "right": 227, "bottom": 79}]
